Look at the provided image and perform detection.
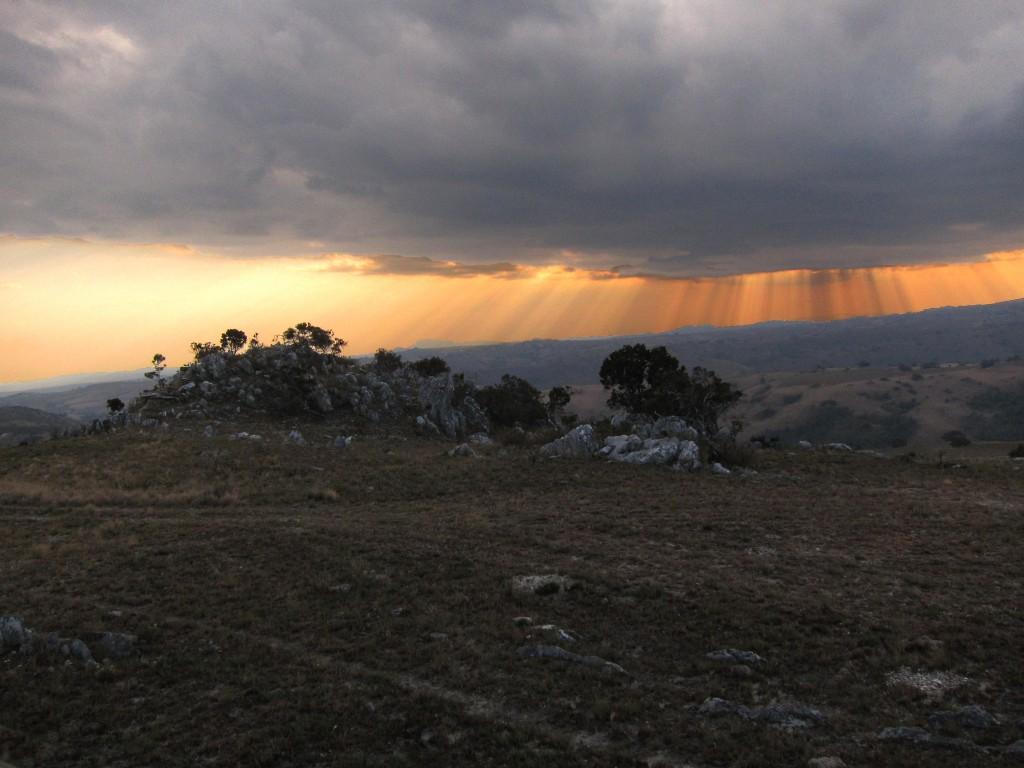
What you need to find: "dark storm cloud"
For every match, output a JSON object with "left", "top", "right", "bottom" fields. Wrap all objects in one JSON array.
[
  {"left": 321, "top": 253, "right": 525, "bottom": 278},
  {"left": 2, "top": 1, "right": 1024, "bottom": 272}
]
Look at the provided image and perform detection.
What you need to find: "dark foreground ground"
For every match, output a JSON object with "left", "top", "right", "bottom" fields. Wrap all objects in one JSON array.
[{"left": 1, "top": 426, "right": 1022, "bottom": 767}]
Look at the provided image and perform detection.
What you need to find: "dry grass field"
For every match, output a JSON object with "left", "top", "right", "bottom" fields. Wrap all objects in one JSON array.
[{"left": 1, "top": 425, "right": 1023, "bottom": 767}]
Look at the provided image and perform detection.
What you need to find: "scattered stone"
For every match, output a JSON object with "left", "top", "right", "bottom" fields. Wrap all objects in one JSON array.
[
  {"left": 448, "top": 443, "right": 477, "bottom": 458},
  {"left": 328, "top": 583, "right": 352, "bottom": 593},
  {"left": 511, "top": 574, "right": 574, "bottom": 596},
  {"left": 468, "top": 432, "right": 493, "bottom": 445},
  {"left": 877, "top": 726, "right": 975, "bottom": 751},
  {"left": 333, "top": 435, "right": 353, "bottom": 449},
  {"left": 698, "top": 697, "right": 825, "bottom": 728},
  {"left": 202, "top": 424, "right": 215, "bottom": 438},
  {"left": 600, "top": 434, "right": 702, "bottom": 470},
  {"left": 65, "top": 638, "right": 93, "bottom": 662},
  {"left": 826, "top": 442, "right": 853, "bottom": 452},
  {"left": 797, "top": 440, "right": 814, "bottom": 450},
  {"left": 807, "top": 758, "right": 846, "bottom": 768},
  {"left": 1006, "top": 740, "right": 1024, "bottom": 755},
  {"left": 518, "top": 644, "right": 626, "bottom": 674},
  {"left": 651, "top": 415, "right": 698, "bottom": 440},
  {"left": 0, "top": 615, "right": 30, "bottom": 651},
  {"left": 710, "top": 462, "right": 731, "bottom": 475},
  {"left": 706, "top": 648, "right": 765, "bottom": 665},
  {"left": 675, "top": 439, "right": 702, "bottom": 472},
  {"left": 512, "top": 616, "right": 533, "bottom": 627},
  {"left": 538, "top": 424, "right": 599, "bottom": 459},
  {"left": 285, "top": 429, "right": 306, "bottom": 446},
  {"left": 429, "top": 633, "right": 449, "bottom": 642},
  {"left": 619, "top": 437, "right": 687, "bottom": 466},
  {"left": 886, "top": 668, "right": 970, "bottom": 701},
  {"left": 534, "top": 624, "right": 582, "bottom": 644},
  {"left": 730, "top": 664, "right": 754, "bottom": 678},
  {"left": 927, "top": 705, "right": 997, "bottom": 731},
  {"left": 415, "top": 415, "right": 441, "bottom": 436},
  {"left": 92, "top": 632, "right": 137, "bottom": 661}
]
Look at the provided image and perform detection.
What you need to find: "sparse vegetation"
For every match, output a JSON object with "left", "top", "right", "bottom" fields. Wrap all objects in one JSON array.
[{"left": 1, "top": 430, "right": 1022, "bottom": 767}]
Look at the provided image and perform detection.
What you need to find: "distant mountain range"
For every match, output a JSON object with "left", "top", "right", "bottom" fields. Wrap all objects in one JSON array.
[
  {"left": 2, "top": 298, "right": 1024, "bottom": 427},
  {"left": 401, "top": 299, "right": 1024, "bottom": 387}
]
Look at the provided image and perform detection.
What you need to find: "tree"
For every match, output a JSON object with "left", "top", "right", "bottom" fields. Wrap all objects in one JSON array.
[
  {"left": 106, "top": 398, "right": 125, "bottom": 415},
  {"left": 599, "top": 344, "right": 742, "bottom": 435},
  {"left": 547, "top": 385, "right": 572, "bottom": 415},
  {"left": 374, "top": 348, "right": 403, "bottom": 372},
  {"left": 281, "top": 322, "right": 346, "bottom": 354},
  {"left": 220, "top": 328, "right": 248, "bottom": 354},
  {"left": 145, "top": 353, "right": 167, "bottom": 387},
  {"left": 546, "top": 385, "right": 576, "bottom": 427},
  {"left": 476, "top": 374, "right": 547, "bottom": 428},
  {"left": 599, "top": 344, "right": 684, "bottom": 414},
  {"left": 411, "top": 356, "right": 450, "bottom": 377}
]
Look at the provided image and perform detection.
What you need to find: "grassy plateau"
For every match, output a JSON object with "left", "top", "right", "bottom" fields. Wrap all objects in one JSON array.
[{"left": 1, "top": 423, "right": 1022, "bottom": 767}]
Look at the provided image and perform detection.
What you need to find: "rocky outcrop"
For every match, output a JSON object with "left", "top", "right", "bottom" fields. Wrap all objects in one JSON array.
[
  {"left": 131, "top": 345, "right": 490, "bottom": 440},
  {"left": 538, "top": 424, "right": 599, "bottom": 459}
]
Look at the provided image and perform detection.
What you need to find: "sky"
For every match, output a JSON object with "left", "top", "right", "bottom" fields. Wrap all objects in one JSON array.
[{"left": 3, "top": 1, "right": 1024, "bottom": 380}]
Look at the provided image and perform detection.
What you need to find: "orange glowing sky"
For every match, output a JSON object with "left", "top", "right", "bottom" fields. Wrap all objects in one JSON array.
[{"left": 3, "top": 235, "right": 1024, "bottom": 383}]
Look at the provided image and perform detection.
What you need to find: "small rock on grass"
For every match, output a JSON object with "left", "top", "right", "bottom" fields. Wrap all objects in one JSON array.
[
  {"left": 511, "top": 574, "right": 574, "bottom": 596},
  {"left": 706, "top": 648, "right": 765, "bottom": 665},
  {"left": 699, "top": 697, "right": 826, "bottom": 728},
  {"left": 518, "top": 644, "right": 626, "bottom": 675},
  {"left": 808, "top": 758, "right": 846, "bottom": 768},
  {"left": 928, "top": 704, "right": 997, "bottom": 731}
]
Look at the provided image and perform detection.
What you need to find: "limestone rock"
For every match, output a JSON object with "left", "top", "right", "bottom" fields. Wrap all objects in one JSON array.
[
  {"left": 511, "top": 574, "right": 574, "bottom": 596},
  {"left": 538, "top": 424, "right": 599, "bottom": 459},
  {"left": 706, "top": 648, "right": 764, "bottom": 665}
]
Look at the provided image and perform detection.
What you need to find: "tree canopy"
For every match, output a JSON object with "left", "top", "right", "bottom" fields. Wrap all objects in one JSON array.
[{"left": 599, "top": 344, "right": 741, "bottom": 434}]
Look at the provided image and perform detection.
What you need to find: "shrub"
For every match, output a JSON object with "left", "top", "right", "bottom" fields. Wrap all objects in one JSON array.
[
  {"left": 411, "top": 356, "right": 450, "bottom": 377},
  {"left": 374, "top": 348, "right": 403, "bottom": 372},
  {"left": 106, "top": 398, "right": 125, "bottom": 414},
  {"left": 712, "top": 435, "right": 758, "bottom": 468},
  {"left": 942, "top": 430, "right": 971, "bottom": 448},
  {"left": 1009, "top": 444, "right": 1024, "bottom": 458},
  {"left": 281, "top": 322, "right": 346, "bottom": 354},
  {"left": 476, "top": 374, "right": 547, "bottom": 428},
  {"left": 189, "top": 341, "right": 220, "bottom": 360}
]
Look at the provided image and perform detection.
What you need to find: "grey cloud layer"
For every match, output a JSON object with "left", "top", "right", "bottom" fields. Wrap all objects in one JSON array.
[{"left": 2, "top": 1, "right": 1024, "bottom": 272}]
